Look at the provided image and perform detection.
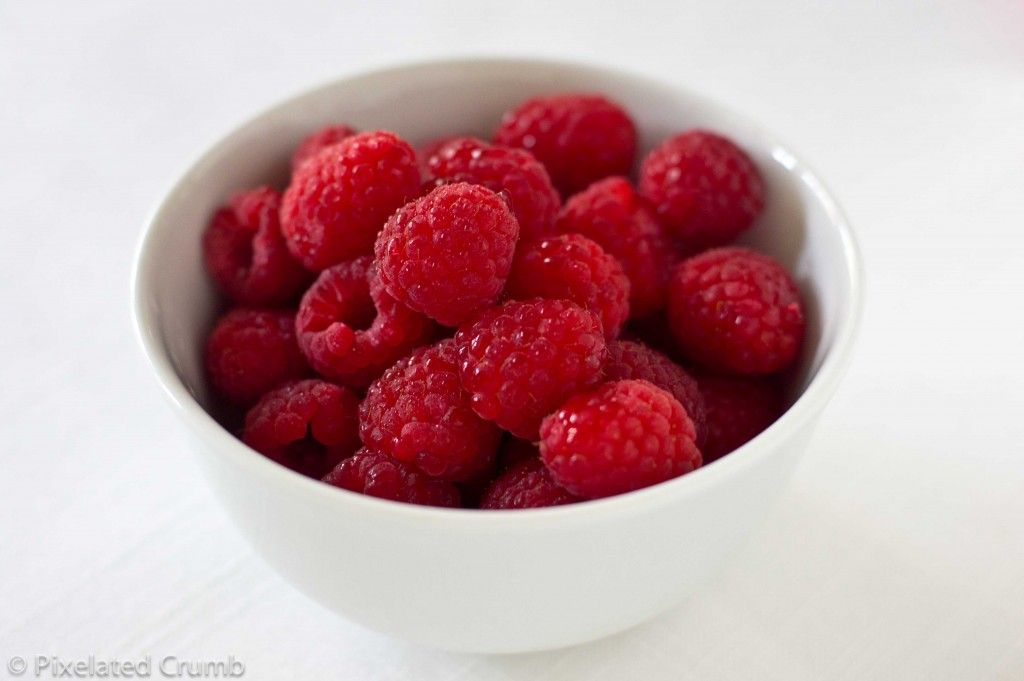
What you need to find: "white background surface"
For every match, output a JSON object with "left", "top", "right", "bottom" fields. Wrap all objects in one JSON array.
[{"left": 2, "top": 1, "right": 1023, "bottom": 679}]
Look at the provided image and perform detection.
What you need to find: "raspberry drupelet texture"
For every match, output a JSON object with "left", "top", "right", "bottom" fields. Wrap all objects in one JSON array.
[
  {"left": 295, "top": 256, "right": 435, "bottom": 386},
  {"left": 556, "top": 176, "right": 677, "bottom": 318},
  {"left": 418, "top": 135, "right": 465, "bottom": 163},
  {"left": 360, "top": 340, "right": 500, "bottom": 482},
  {"left": 540, "top": 379, "right": 702, "bottom": 498},
  {"left": 425, "top": 137, "right": 561, "bottom": 240},
  {"left": 281, "top": 130, "right": 420, "bottom": 271},
  {"left": 604, "top": 340, "right": 706, "bottom": 446},
  {"left": 455, "top": 298, "right": 607, "bottom": 440},
  {"left": 494, "top": 94, "right": 637, "bottom": 196},
  {"left": 243, "top": 379, "right": 361, "bottom": 478},
  {"left": 505, "top": 233, "right": 630, "bottom": 339},
  {"left": 698, "top": 373, "right": 783, "bottom": 463},
  {"left": 480, "top": 457, "right": 580, "bottom": 510},
  {"left": 638, "top": 130, "right": 765, "bottom": 251},
  {"left": 322, "top": 448, "right": 461, "bottom": 507},
  {"left": 290, "top": 124, "right": 357, "bottom": 171},
  {"left": 375, "top": 183, "right": 520, "bottom": 326},
  {"left": 416, "top": 135, "right": 468, "bottom": 176},
  {"left": 202, "top": 186, "right": 309, "bottom": 306},
  {"left": 668, "top": 247, "right": 805, "bottom": 374},
  {"left": 205, "top": 308, "right": 308, "bottom": 405}
]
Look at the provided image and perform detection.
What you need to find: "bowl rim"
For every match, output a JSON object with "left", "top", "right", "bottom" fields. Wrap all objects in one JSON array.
[{"left": 130, "top": 55, "right": 864, "bottom": 528}]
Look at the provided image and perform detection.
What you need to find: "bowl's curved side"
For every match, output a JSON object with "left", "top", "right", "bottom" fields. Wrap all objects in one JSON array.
[
  {"left": 188, "top": 413, "right": 821, "bottom": 653},
  {"left": 131, "top": 57, "right": 862, "bottom": 652}
]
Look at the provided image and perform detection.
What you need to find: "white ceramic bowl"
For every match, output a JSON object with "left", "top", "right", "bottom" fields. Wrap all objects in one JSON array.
[{"left": 132, "top": 57, "right": 862, "bottom": 654}]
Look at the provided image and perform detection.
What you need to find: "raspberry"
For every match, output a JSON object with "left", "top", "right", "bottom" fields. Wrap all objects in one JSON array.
[
  {"left": 638, "top": 131, "right": 764, "bottom": 250},
  {"left": 455, "top": 299, "right": 606, "bottom": 440},
  {"left": 243, "top": 379, "right": 360, "bottom": 478},
  {"left": 668, "top": 247, "right": 805, "bottom": 374},
  {"left": 556, "top": 177, "right": 676, "bottom": 318},
  {"left": 202, "top": 187, "right": 309, "bottom": 305},
  {"left": 425, "top": 137, "right": 560, "bottom": 240},
  {"left": 290, "top": 124, "right": 357, "bottom": 170},
  {"left": 504, "top": 234, "right": 630, "bottom": 339},
  {"left": 295, "top": 256, "right": 435, "bottom": 386},
  {"left": 480, "top": 458, "right": 579, "bottom": 510},
  {"left": 417, "top": 135, "right": 464, "bottom": 176},
  {"left": 205, "top": 308, "right": 308, "bottom": 405},
  {"left": 360, "top": 340, "right": 500, "bottom": 482},
  {"left": 281, "top": 131, "right": 420, "bottom": 270},
  {"left": 322, "top": 449, "right": 461, "bottom": 507},
  {"left": 418, "top": 135, "right": 463, "bottom": 163},
  {"left": 698, "top": 374, "right": 783, "bottom": 463},
  {"left": 375, "top": 183, "right": 519, "bottom": 326},
  {"left": 494, "top": 94, "right": 637, "bottom": 196},
  {"left": 540, "top": 379, "right": 701, "bottom": 498},
  {"left": 604, "top": 340, "right": 706, "bottom": 446}
]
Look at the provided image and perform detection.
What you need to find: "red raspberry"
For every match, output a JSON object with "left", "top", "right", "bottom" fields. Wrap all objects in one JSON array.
[
  {"left": 505, "top": 234, "right": 630, "bottom": 339},
  {"left": 668, "top": 247, "right": 805, "bottom": 374},
  {"left": 202, "top": 187, "right": 309, "bottom": 305},
  {"left": 604, "top": 340, "right": 706, "bottom": 446},
  {"left": 698, "top": 374, "right": 783, "bottom": 463},
  {"left": 425, "top": 137, "right": 560, "bottom": 240},
  {"left": 243, "top": 379, "right": 360, "bottom": 478},
  {"left": 418, "top": 135, "right": 463, "bottom": 162},
  {"left": 360, "top": 340, "right": 500, "bottom": 482},
  {"left": 540, "top": 379, "right": 702, "bottom": 498},
  {"left": 281, "top": 131, "right": 420, "bottom": 271},
  {"left": 205, "top": 308, "right": 307, "bottom": 405},
  {"left": 375, "top": 183, "right": 519, "bottom": 326},
  {"left": 322, "top": 449, "right": 461, "bottom": 507},
  {"left": 295, "top": 256, "right": 435, "bottom": 386},
  {"left": 290, "top": 124, "right": 357, "bottom": 170},
  {"left": 480, "top": 458, "right": 579, "bottom": 510},
  {"left": 455, "top": 299, "right": 607, "bottom": 440},
  {"left": 556, "top": 177, "right": 676, "bottom": 318},
  {"left": 638, "top": 130, "right": 764, "bottom": 250},
  {"left": 417, "top": 135, "right": 465, "bottom": 176},
  {"left": 494, "top": 94, "right": 637, "bottom": 196}
]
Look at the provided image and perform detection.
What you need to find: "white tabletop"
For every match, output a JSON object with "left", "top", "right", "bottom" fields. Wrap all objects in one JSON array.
[{"left": 2, "top": 1, "right": 1023, "bottom": 679}]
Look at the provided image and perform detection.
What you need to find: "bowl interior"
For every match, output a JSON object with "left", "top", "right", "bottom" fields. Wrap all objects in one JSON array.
[{"left": 136, "top": 58, "right": 856, "bottom": 453}]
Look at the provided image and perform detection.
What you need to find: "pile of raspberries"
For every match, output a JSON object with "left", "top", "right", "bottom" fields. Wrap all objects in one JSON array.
[{"left": 202, "top": 93, "right": 805, "bottom": 509}]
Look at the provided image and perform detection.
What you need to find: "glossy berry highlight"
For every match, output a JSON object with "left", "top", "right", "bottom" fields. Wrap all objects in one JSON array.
[
  {"left": 668, "top": 247, "right": 805, "bottom": 374},
  {"left": 375, "top": 182, "right": 519, "bottom": 326},
  {"left": 360, "top": 340, "right": 500, "bottom": 482},
  {"left": 323, "top": 449, "right": 461, "bottom": 507},
  {"left": 202, "top": 187, "right": 309, "bottom": 306},
  {"left": 505, "top": 233, "right": 630, "bottom": 339},
  {"left": 282, "top": 130, "right": 420, "bottom": 270},
  {"left": 243, "top": 379, "right": 361, "bottom": 478},
  {"left": 540, "top": 379, "right": 702, "bottom": 498},
  {"left": 295, "top": 256, "right": 435, "bottom": 386},
  {"left": 455, "top": 298, "right": 607, "bottom": 440}
]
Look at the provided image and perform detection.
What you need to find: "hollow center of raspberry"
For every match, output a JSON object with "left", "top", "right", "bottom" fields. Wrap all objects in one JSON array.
[
  {"left": 346, "top": 300, "right": 377, "bottom": 332},
  {"left": 232, "top": 237, "right": 254, "bottom": 275},
  {"left": 304, "top": 294, "right": 377, "bottom": 335}
]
